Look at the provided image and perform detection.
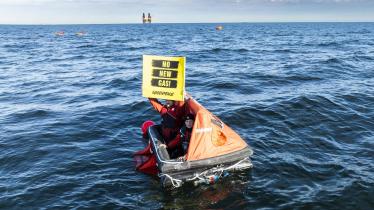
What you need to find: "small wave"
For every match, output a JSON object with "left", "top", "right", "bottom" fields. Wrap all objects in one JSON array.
[
  {"left": 287, "top": 95, "right": 341, "bottom": 110},
  {"left": 124, "top": 57, "right": 140, "bottom": 62},
  {"left": 110, "top": 38, "right": 140, "bottom": 43},
  {"left": 348, "top": 29, "right": 371, "bottom": 34},
  {"left": 271, "top": 49, "right": 296, "bottom": 53},
  {"left": 211, "top": 48, "right": 249, "bottom": 53},
  {"left": 105, "top": 78, "right": 131, "bottom": 89},
  {"left": 3, "top": 43, "right": 28, "bottom": 48},
  {"left": 128, "top": 100, "right": 150, "bottom": 114},
  {"left": 11, "top": 109, "right": 52, "bottom": 121},
  {"left": 70, "top": 55, "right": 86, "bottom": 60},
  {"left": 352, "top": 55, "right": 374, "bottom": 62},
  {"left": 252, "top": 76, "right": 293, "bottom": 86},
  {"left": 208, "top": 81, "right": 237, "bottom": 89},
  {"left": 126, "top": 46, "right": 147, "bottom": 51},
  {"left": 285, "top": 75, "right": 322, "bottom": 82},
  {"left": 76, "top": 44, "right": 96, "bottom": 49},
  {"left": 323, "top": 57, "right": 342, "bottom": 64},
  {"left": 317, "top": 41, "right": 340, "bottom": 47},
  {"left": 320, "top": 57, "right": 355, "bottom": 69},
  {"left": 275, "top": 95, "right": 370, "bottom": 135},
  {"left": 47, "top": 55, "right": 86, "bottom": 62},
  {"left": 220, "top": 105, "right": 287, "bottom": 129},
  {"left": 110, "top": 39, "right": 125, "bottom": 43}
]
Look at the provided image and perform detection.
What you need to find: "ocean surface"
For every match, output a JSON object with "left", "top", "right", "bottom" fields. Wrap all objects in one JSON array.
[{"left": 0, "top": 23, "right": 373, "bottom": 209}]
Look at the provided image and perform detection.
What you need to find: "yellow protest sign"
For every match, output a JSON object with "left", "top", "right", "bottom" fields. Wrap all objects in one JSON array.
[{"left": 142, "top": 55, "right": 185, "bottom": 101}]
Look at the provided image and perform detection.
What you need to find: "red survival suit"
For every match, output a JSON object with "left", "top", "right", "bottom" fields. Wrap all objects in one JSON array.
[
  {"left": 134, "top": 99, "right": 186, "bottom": 175},
  {"left": 148, "top": 98, "right": 186, "bottom": 143}
]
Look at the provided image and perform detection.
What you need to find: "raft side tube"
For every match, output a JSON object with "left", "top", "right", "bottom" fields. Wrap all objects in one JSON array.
[
  {"left": 160, "top": 157, "right": 253, "bottom": 188},
  {"left": 148, "top": 125, "right": 179, "bottom": 163}
]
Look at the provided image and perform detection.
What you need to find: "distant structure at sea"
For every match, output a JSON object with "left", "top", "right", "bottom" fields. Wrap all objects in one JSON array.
[{"left": 142, "top": 13, "right": 152, "bottom": 23}]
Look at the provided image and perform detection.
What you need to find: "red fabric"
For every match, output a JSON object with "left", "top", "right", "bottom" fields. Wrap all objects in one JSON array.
[
  {"left": 167, "top": 129, "right": 191, "bottom": 149},
  {"left": 167, "top": 133, "right": 181, "bottom": 150},
  {"left": 149, "top": 98, "right": 185, "bottom": 125},
  {"left": 141, "top": 120, "right": 155, "bottom": 135},
  {"left": 149, "top": 98, "right": 186, "bottom": 141},
  {"left": 134, "top": 143, "right": 158, "bottom": 176},
  {"left": 161, "top": 127, "right": 177, "bottom": 143},
  {"left": 134, "top": 143, "right": 152, "bottom": 156},
  {"left": 137, "top": 155, "right": 158, "bottom": 175}
]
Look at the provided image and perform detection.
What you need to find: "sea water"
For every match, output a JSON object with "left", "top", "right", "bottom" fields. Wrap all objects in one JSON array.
[{"left": 0, "top": 23, "right": 373, "bottom": 209}]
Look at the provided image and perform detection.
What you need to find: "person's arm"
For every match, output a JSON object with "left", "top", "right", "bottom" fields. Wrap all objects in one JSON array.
[
  {"left": 148, "top": 98, "right": 163, "bottom": 113},
  {"left": 167, "top": 133, "right": 181, "bottom": 150}
]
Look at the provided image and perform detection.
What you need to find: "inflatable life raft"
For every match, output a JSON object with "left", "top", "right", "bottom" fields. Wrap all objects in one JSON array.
[{"left": 135, "top": 95, "right": 253, "bottom": 188}]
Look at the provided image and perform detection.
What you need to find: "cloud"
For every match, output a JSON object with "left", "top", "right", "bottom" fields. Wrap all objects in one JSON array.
[
  {"left": 234, "top": 0, "right": 368, "bottom": 3},
  {"left": 264, "top": 0, "right": 367, "bottom": 2},
  {"left": 0, "top": 0, "right": 130, "bottom": 5},
  {"left": 0, "top": 0, "right": 368, "bottom": 5}
]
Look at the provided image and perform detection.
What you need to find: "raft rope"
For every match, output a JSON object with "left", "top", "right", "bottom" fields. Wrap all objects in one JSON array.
[
  {"left": 159, "top": 173, "right": 183, "bottom": 188},
  {"left": 187, "top": 157, "right": 252, "bottom": 182},
  {"left": 159, "top": 157, "right": 252, "bottom": 188}
]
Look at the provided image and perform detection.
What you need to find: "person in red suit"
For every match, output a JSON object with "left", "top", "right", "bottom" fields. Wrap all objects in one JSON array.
[{"left": 148, "top": 98, "right": 186, "bottom": 143}]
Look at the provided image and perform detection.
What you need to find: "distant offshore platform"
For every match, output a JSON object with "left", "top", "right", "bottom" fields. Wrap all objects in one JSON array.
[{"left": 142, "top": 13, "right": 152, "bottom": 23}]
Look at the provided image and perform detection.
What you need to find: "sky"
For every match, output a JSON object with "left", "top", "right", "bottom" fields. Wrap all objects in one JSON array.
[{"left": 0, "top": 0, "right": 373, "bottom": 24}]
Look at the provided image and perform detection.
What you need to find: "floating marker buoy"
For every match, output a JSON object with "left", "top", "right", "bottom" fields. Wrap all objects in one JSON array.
[
  {"left": 216, "top": 26, "right": 223, "bottom": 31},
  {"left": 54, "top": 31, "right": 64, "bottom": 36},
  {"left": 76, "top": 31, "right": 86, "bottom": 36}
]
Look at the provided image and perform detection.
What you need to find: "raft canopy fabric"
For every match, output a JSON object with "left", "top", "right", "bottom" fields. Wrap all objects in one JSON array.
[{"left": 186, "top": 96, "right": 248, "bottom": 161}]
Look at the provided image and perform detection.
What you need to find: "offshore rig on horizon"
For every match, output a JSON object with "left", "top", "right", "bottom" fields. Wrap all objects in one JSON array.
[{"left": 142, "top": 13, "right": 152, "bottom": 23}]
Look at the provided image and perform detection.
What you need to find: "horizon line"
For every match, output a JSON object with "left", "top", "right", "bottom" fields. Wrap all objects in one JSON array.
[{"left": 1, "top": 21, "right": 374, "bottom": 26}]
